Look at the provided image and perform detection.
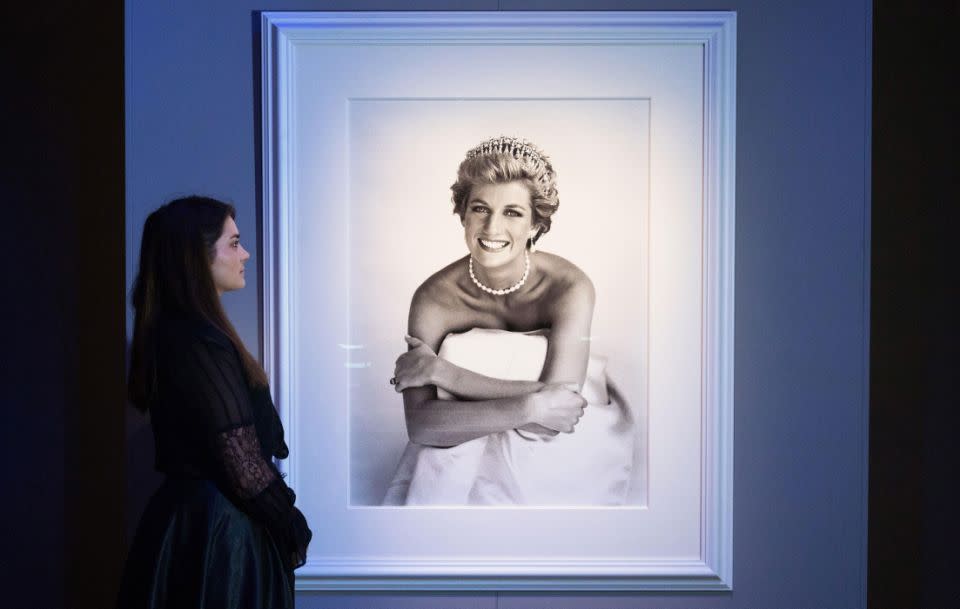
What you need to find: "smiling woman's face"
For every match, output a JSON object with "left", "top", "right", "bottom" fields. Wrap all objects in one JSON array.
[{"left": 462, "top": 181, "right": 539, "bottom": 271}]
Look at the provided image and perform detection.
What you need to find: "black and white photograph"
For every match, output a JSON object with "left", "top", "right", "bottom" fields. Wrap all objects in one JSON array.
[
  {"left": 345, "top": 125, "right": 650, "bottom": 507},
  {"left": 262, "top": 12, "right": 733, "bottom": 588}
]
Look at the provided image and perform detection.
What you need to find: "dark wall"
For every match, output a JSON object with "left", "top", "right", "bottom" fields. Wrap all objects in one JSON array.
[
  {"left": 868, "top": 2, "right": 957, "bottom": 608},
  {"left": 2, "top": 3, "right": 125, "bottom": 609},
  {"left": 2, "top": 2, "right": 954, "bottom": 608}
]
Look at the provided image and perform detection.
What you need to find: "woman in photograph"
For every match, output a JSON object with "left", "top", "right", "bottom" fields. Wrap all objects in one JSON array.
[
  {"left": 383, "top": 137, "right": 636, "bottom": 506},
  {"left": 118, "top": 196, "right": 311, "bottom": 608}
]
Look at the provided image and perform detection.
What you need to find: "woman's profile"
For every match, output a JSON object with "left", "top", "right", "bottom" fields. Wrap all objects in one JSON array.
[
  {"left": 118, "top": 196, "right": 311, "bottom": 608},
  {"left": 383, "top": 137, "right": 636, "bottom": 506}
]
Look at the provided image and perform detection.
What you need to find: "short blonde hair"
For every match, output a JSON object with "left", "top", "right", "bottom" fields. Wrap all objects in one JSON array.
[{"left": 450, "top": 139, "right": 559, "bottom": 244}]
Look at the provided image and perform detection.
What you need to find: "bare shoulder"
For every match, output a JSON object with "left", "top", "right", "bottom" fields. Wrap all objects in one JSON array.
[
  {"left": 536, "top": 252, "right": 595, "bottom": 303},
  {"left": 531, "top": 253, "right": 595, "bottom": 331},
  {"left": 410, "top": 256, "right": 469, "bottom": 311},
  {"left": 407, "top": 257, "right": 469, "bottom": 346}
]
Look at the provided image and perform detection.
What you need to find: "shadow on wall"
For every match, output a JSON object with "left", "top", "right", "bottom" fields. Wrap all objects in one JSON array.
[{"left": 125, "top": 403, "right": 163, "bottom": 546}]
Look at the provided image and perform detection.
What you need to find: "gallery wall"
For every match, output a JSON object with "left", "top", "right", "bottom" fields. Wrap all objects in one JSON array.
[{"left": 125, "top": 1, "right": 871, "bottom": 608}]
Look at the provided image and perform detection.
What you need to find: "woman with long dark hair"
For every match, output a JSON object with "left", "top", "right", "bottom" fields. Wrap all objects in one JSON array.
[{"left": 118, "top": 196, "right": 311, "bottom": 608}]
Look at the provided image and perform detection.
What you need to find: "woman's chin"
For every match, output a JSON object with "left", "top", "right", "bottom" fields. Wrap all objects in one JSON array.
[{"left": 471, "top": 250, "right": 513, "bottom": 267}]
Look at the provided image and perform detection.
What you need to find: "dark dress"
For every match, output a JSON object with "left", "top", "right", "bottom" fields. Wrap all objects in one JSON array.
[{"left": 117, "top": 315, "right": 311, "bottom": 609}]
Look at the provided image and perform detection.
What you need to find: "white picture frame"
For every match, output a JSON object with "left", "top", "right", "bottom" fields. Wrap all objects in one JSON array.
[{"left": 260, "top": 11, "right": 735, "bottom": 591}]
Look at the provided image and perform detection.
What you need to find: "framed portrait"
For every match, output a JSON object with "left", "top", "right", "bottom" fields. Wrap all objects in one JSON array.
[{"left": 260, "top": 11, "right": 735, "bottom": 590}]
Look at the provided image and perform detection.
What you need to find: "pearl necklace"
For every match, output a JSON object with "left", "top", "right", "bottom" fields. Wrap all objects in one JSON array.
[{"left": 469, "top": 251, "right": 530, "bottom": 296}]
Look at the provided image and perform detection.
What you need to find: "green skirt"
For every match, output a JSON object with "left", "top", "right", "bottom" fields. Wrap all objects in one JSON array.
[{"left": 117, "top": 477, "right": 295, "bottom": 609}]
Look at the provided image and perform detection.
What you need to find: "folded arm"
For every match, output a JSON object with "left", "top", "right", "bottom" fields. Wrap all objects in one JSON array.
[
  {"left": 395, "top": 335, "right": 545, "bottom": 399},
  {"left": 399, "top": 283, "right": 591, "bottom": 446},
  {"left": 395, "top": 276, "right": 594, "bottom": 398},
  {"left": 402, "top": 385, "right": 535, "bottom": 447}
]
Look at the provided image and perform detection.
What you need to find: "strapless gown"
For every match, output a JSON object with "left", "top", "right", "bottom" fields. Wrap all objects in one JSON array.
[{"left": 382, "top": 328, "right": 636, "bottom": 506}]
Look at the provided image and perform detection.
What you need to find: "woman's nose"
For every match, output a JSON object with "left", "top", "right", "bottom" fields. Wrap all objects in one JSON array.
[
  {"left": 484, "top": 213, "right": 502, "bottom": 233},
  {"left": 241, "top": 246, "right": 251, "bottom": 261}
]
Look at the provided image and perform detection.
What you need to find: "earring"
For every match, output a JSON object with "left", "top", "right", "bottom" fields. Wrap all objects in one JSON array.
[{"left": 527, "top": 238, "right": 537, "bottom": 253}]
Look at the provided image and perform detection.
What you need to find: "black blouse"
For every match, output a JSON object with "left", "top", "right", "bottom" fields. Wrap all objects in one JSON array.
[{"left": 149, "top": 314, "right": 311, "bottom": 569}]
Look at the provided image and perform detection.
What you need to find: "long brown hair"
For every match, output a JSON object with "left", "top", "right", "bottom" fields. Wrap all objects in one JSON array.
[{"left": 128, "top": 196, "right": 268, "bottom": 410}]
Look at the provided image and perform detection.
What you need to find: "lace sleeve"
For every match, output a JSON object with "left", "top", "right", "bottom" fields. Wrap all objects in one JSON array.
[
  {"left": 214, "top": 425, "right": 277, "bottom": 497},
  {"left": 173, "top": 332, "right": 312, "bottom": 567},
  {"left": 213, "top": 424, "right": 311, "bottom": 569}
]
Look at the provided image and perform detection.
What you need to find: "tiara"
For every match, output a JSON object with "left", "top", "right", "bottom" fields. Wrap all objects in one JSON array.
[{"left": 465, "top": 136, "right": 550, "bottom": 170}]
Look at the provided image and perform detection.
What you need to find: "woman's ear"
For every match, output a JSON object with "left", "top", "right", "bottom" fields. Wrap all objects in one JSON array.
[{"left": 527, "top": 226, "right": 542, "bottom": 253}]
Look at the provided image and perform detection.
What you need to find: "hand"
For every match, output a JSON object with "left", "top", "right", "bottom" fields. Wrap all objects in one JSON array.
[
  {"left": 392, "top": 335, "right": 439, "bottom": 392},
  {"left": 524, "top": 383, "right": 587, "bottom": 433},
  {"left": 288, "top": 508, "right": 311, "bottom": 570}
]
